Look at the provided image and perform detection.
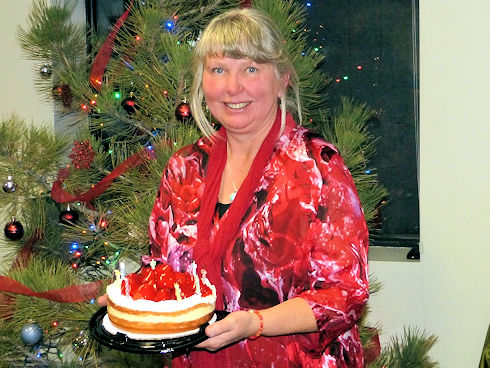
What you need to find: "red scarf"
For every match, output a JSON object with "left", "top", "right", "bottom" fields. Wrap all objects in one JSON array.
[{"left": 193, "top": 110, "right": 295, "bottom": 309}]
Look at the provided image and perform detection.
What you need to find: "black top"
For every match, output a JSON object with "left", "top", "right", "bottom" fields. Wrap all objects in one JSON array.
[{"left": 216, "top": 202, "right": 231, "bottom": 219}]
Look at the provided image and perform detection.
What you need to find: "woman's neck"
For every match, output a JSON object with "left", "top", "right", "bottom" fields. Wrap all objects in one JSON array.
[
  {"left": 217, "top": 118, "right": 276, "bottom": 204},
  {"left": 226, "top": 116, "right": 275, "bottom": 163}
]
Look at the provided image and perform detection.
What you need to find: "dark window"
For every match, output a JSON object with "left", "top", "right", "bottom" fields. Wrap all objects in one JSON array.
[{"left": 303, "top": 0, "right": 420, "bottom": 249}]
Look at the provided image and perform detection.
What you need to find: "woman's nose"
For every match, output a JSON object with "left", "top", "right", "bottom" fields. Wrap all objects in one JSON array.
[{"left": 225, "top": 73, "right": 243, "bottom": 94}]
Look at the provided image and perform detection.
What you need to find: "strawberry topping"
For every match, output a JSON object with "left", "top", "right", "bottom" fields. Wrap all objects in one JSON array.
[{"left": 120, "top": 263, "right": 213, "bottom": 301}]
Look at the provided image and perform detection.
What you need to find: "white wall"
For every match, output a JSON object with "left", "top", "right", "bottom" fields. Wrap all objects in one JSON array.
[
  {"left": 0, "top": 1, "right": 54, "bottom": 125},
  {"left": 1, "top": 1, "right": 489, "bottom": 367},
  {"left": 368, "top": 1, "right": 490, "bottom": 367}
]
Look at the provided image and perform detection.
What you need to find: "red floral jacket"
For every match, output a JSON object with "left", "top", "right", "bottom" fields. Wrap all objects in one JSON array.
[{"left": 149, "top": 125, "right": 369, "bottom": 367}]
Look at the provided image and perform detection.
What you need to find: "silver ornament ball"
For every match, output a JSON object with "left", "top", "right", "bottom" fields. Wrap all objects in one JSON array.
[
  {"left": 20, "top": 323, "right": 43, "bottom": 346},
  {"left": 2, "top": 175, "right": 17, "bottom": 193},
  {"left": 39, "top": 63, "right": 52, "bottom": 79}
]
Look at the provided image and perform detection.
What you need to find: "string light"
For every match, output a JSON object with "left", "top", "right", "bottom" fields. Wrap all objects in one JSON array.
[
  {"left": 164, "top": 20, "right": 175, "bottom": 31},
  {"left": 124, "top": 61, "right": 134, "bottom": 70}
]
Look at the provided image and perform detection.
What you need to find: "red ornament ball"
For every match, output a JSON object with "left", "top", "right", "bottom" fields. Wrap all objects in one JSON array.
[
  {"left": 59, "top": 209, "right": 79, "bottom": 225},
  {"left": 4, "top": 220, "right": 24, "bottom": 241},
  {"left": 122, "top": 96, "right": 138, "bottom": 115},
  {"left": 175, "top": 102, "right": 192, "bottom": 122}
]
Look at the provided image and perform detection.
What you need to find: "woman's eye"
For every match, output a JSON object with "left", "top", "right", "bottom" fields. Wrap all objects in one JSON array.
[
  {"left": 247, "top": 67, "right": 257, "bottom": 73},
  {"left": 212, "top": 67, "right": 224, "bottom": 74}
]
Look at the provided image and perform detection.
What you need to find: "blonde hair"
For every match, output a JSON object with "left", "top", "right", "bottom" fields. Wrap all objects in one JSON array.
[{"left": 190, "top": 7, "right": 302, "bottom": 137}]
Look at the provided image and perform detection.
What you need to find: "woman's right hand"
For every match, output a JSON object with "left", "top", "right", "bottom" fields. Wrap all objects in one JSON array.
[{"left": 98, "top": 294, "right": 108, "bottom": 306}]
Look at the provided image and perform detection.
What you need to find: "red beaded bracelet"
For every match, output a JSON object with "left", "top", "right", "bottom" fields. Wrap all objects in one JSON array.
[{"left": 248, "top": 309, "right": 264, "bottom": 340}]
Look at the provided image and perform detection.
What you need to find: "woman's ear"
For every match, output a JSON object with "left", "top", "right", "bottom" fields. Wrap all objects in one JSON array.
[{"left": 278, "top": 72, "right": 291, "bottom": 98}]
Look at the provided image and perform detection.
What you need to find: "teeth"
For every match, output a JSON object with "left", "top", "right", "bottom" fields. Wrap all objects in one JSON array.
[{"left": 226, "top": 102, "right": 248, "bottom": 109}]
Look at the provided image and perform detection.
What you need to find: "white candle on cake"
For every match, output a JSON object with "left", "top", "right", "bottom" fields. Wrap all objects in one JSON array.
[{"left": 191, "top": 262, "right": 201, "bottom": 295}]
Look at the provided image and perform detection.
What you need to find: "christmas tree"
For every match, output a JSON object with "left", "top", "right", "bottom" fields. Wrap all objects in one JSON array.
[{"left": 0, "top": 0, "right": 436, "bottom": 366}]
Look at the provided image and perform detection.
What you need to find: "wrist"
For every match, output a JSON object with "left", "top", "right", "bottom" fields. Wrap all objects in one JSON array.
[{"left": 247, "top": 309, "right": 264, "bottom": 340}]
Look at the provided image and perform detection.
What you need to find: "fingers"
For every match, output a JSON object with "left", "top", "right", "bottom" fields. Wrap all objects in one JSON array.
[
  {"left": 194, "top": 311, "right": 252, "bottom": 351},
  {"left": 97, "top": 294, "right": 108, "bottom": 306},
  {"left": 194, "top": 316, "right": 234, "bottom": 351}
]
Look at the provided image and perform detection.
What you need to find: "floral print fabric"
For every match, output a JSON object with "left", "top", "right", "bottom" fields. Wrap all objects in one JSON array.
[{"left": 149, "top": 125, "right": 369, "bottom": 367}]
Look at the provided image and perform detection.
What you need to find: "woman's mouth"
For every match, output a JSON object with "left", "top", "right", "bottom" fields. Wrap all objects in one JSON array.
[{"left": 226, "top": 102, "right": 249, "bottom": 109}]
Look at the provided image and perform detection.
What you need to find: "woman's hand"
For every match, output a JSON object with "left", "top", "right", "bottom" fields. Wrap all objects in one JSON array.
[
  {"left": 195, "top": 310, "right": 259, "bottom": 351},
  {"left": 195, "top": 298, "right": 317, "bottom": 351}
]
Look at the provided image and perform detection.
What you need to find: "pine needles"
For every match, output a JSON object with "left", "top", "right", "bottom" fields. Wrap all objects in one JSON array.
[
  {"left": 369, "top": 327, "right": 439, "bottom": 368},
  {"left": 317, "top": 97, "right": 388, "bottom": 225}
]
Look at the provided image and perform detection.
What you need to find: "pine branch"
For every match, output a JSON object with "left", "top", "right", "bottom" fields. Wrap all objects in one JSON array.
[
  {"left": 0, "top": 117, "right": 70, "bottom": 239},
  {"left": 369, "top": 327, "right": 439, "bottom": 368},
  {"left": 17, "top": 0, "right": 86, "bottom": 64}
]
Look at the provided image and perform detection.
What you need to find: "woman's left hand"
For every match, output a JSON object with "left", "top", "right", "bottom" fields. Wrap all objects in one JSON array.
[{"left": 194, "top": 310, "right": 258, "bottom": 351}]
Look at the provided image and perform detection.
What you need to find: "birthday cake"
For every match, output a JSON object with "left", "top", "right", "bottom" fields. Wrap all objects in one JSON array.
[{"left": 105, "top": 260, "right": 216, "bottom": 337}]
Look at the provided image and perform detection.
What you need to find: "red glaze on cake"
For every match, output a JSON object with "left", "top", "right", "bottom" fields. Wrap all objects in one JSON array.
[{"left": 106, "top": 262, "right": 216, "bottom": 335}]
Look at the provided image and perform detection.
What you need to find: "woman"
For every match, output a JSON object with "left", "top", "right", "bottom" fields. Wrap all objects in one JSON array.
[{"left": 148, "top": 7, "right": 369, "bottom": 367}]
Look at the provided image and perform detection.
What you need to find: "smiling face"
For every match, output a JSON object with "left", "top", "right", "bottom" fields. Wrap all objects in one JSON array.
[{"left": 202, "top": 55, "right": 288, "bottom": 136}]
